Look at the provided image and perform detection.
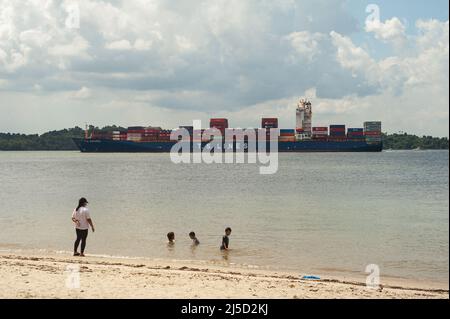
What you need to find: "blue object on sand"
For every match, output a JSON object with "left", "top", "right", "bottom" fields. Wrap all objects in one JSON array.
[{"left": 302, "top": 275, "right": 321, "bottom": 280}]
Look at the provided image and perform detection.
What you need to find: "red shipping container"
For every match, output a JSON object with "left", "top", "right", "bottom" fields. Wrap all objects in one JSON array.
[
  {"left": 347, "top": 132, "right": 364, "bottom": 136},
  {"left": 210, "top": 118, "right": 228, "bottom": 128},
  {"left": 262, "top": 118, "right": 278, "bottom": 128},
  {"left": 365, "top": 131, "right": 382, "bottom": 136}
]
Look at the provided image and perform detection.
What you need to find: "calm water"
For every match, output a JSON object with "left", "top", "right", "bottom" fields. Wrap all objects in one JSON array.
[{"left": 0, "top": 151, "right": 448, "bottom": 284}]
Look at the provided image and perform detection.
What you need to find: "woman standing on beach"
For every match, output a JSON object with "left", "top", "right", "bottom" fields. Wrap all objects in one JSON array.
[{"left": 72, "top": 198, "right": 95, "bottom": 257}]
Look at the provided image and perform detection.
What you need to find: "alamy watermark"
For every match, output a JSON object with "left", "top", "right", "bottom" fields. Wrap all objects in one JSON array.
[
  {"left": 365, "top": 264, "right": 380, "bottom": 289},
  {"left": 64, "top": 3, "right": 80, "bottom": 29},
  {"left": 169, "top": 120, "right": 279, "bottom": 175},
  {"left": 365, "top": 4, "right": 381, "bottom": 24},
  {"left": 65, "top": 264, "right": 80, "bottom": 289}
]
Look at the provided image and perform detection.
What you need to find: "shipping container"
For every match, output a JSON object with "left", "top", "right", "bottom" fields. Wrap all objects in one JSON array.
[
  {"left": 364, "top": 122, "right": 381, "bottom": 131},
  {"left": 347, "top": 128, "right": 363, "bottom": 132},
  {"left": 279, "top": 137, "right": 296, "bottom": 142},
  {"left": 364, "top": 131, "right": 382, "bottom": 136},
  {"left": 210, "top": 118, "right": 229, "bottom": 129},
  {"left": 262, "top": 118, "right": 278, "bottom": 129},
  {"left": 312, "top": 135, "right": 328, "bottom": 140}
]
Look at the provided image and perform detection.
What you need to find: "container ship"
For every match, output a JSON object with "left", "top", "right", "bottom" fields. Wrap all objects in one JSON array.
[{"left": 73, "top": 99, "right": 383, "bottom": 152}]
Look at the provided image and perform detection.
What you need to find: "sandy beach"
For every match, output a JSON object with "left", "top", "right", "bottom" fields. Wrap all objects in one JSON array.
[{"left": 0, "top": 252, "right": 447, "bottom": 299}]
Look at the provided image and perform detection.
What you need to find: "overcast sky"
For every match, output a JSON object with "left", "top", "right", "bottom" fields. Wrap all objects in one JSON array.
[{"left": 0, "top": 0, "right": 448, "bottom": 136}]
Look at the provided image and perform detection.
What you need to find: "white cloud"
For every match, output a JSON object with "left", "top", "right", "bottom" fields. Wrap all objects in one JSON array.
[
  {"left": 365, "top": 17, "right": 407, "bottom": 47},
  {"left": 328, "top": 19, "right": 449, "bottom": 135},
  {"left": 70, "top": 86, "right": 92, "bottom": 100},
  {"left": 330, "top": 31, "right": 375, "bottom": 73},
  {"left": 48, "top": 35, "right": 90, "bottom": 57},
  {"left": 286, "top": 31, "right": 324, "bottom": 61},
  {"left": 105, "top": 39, "right": 133, "bottom": 50},
  {"left": 0, "top": 1, "right": 448, "bottom": 137}
]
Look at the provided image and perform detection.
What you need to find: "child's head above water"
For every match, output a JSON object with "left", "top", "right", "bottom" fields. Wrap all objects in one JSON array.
[
  {"left": 167, "top": 232, "right": 175, "bottom": 242},
  {"left": 189, "top": 231, "right": 197, "bottom": 239},
  {"left": 225, "top": 227, "right": 232, "bottom": 236}
]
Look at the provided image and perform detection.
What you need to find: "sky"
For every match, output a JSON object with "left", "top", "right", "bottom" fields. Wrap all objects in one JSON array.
[{"left": 0, "top": 0, "right": 448, "bottom": 136}]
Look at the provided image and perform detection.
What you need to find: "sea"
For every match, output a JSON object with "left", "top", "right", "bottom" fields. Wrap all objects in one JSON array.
[{"left": 0, "top": 150, "right": 448, "bottom": 286}]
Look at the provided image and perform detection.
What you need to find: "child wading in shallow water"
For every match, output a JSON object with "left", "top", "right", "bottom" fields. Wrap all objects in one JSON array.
[
  {"left": 189, "top": 232, "right": 200, "bottom": 245},
  {"left": 167, "top": 232, "right": 175, "bottom": 245},
  {"left": 220, "top": 227, "right": 232, "bottom": 250}
]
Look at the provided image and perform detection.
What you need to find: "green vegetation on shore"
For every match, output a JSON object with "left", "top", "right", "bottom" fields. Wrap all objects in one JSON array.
[
  {"left": 382, "top": 133, "right": 449, "bottom": 150},
  {"left": 0, "top": 127, "right": 448, "bottom": 150}
]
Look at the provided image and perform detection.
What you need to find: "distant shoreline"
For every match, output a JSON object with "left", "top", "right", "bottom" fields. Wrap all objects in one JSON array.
[
  {"left": 0, "top": 126, "right": 448, "bottom": 151},
  {"left": 0, "top": 252, "right": 448, "bottom": 299},
  {"left": 0, "top": 149, "right": 449, "bottom": 152}
]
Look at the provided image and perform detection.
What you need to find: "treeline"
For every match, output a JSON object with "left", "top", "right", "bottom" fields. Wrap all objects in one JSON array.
[
  {"left": 0, "top": 126, "right": 124, "bottom": 151},
  {"left": 0, "top": 127, "right": 448, "bottom": 150},
  {"left": 382, "top": 133, "right": 449, "bottom": 150}
]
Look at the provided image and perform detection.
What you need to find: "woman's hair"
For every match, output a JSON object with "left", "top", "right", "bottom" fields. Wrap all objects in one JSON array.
[
  {"left": 76, "top": 198, "right": 88, "bottom": 212},
  {"left": 189, "top": 231, "right": 196, "bottom": 238},
  {"left": 167, "top": 232, "right": 175, "bottom": 240}
]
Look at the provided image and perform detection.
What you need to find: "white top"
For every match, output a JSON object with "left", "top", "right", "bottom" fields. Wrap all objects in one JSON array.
[{"left": 72, "top": 207, "right": 91, "bottom": 230}]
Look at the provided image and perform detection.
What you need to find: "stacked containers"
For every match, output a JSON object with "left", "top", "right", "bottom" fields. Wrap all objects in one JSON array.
[
  {"left": 279, "top": 129, "right": 295, "bottom": 142},
  {"left": 329, "top": 125, "right": 346, "bottom": 141},
  {"left": 158, "top": 129, "right": 172, "bottom": 141},
  {"left": 261, "top": 118, "right": 278, "bottom": 129},
  {"left": 347, "top": 128, "right": 364, "bottom": 140},
  {"left": 364, "top": 121, "right": 382, "bottom": 143},
  {"left": 141, "top": 127, "right": 161, "bottom": 142},
  {"left": 127, "top": 126, "right": 145, "bottom": 142},
  {"left": 112, "top": 131, "right": 127, "bottom": 141},
  {"left": 329, "top": 125, "right": 346, "bottom": 136},
  {"left": 312, "top": 127, "right": 328, "bottom": 140},
  {"left": 92, "top": 131, "right": 112, "bottom": 140},
  {"left": 210, "top": 118, "right": 228, "bottom": 137},
  {"left": 262, "top": 118, "right": 278, "bottom": 140}
]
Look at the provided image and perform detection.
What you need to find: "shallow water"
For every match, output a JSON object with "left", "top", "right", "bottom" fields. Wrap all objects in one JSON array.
[{"left": 0, "top": 150, "right": 448, "bottom": 284}]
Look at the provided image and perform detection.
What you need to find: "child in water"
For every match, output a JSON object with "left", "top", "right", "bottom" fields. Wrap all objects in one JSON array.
[
  {"left": 220, "top": 227, "right": 232, "bottom": 250},
  {"left": 167, "top": 232, "right": 175, "bottom": 245},
  {"left": 189, "top": 231, "right": 200, "bottom": 245}
]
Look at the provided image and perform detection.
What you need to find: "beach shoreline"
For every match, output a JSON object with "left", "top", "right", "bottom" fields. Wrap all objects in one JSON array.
[{"left": 0, "top": 252, "right": 447, "bottom": 299}]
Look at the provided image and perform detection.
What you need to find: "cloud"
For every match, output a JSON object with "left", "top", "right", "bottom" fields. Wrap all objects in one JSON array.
[
  {"left": 286, "top": 31, "right": 324, "bottom": 61},
  {"left": 105, "top": 39, "right": 133, "bottom": 50},
  {"left": 70, "top": 86, "right": 92, "bottom": 99},
  {"left": 365, "top": 17, "right": 407, "bottom": 48},
  {"left": 0, "top": 1, "right": 448, "bottom": 136}
]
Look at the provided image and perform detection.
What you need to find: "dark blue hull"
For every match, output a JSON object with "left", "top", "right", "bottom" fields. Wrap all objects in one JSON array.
[{"left": 73, "top": 138, "right": 382, "bottom": 152}]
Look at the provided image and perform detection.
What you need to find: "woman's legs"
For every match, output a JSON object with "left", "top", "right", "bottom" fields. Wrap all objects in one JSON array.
[
  {"left": 80, "top": 230, "right": 89, "bottom": 255},
  {"left": 74, "top": 229, "right": 82, "bottom": 254}
]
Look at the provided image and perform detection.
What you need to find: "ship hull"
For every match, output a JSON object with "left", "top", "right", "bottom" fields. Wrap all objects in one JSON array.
[{"left": 73, "top": 138, "right": 382, "bottom": 153}]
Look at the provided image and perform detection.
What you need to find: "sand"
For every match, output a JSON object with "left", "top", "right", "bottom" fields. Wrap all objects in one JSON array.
[{"left": 0, "top": 252, "right": 448, "bottom": 299}]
